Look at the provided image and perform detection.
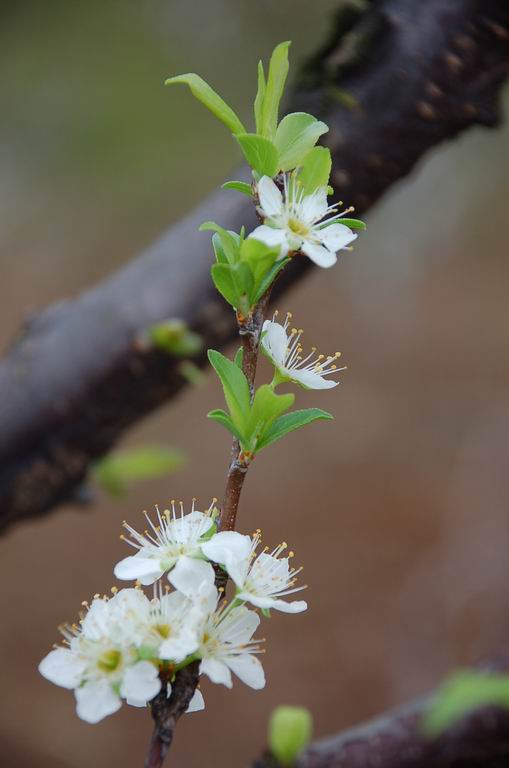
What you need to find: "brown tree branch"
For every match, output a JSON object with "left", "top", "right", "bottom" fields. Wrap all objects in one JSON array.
[
  {"left": 252, "top": 654, "right": 509, "bottom": 768},
  {"left": 145, "top": 662, "right": 200, "bottom": 768},
  {"left": 1, "top": 0, "right": 508, "bottom": 532}
]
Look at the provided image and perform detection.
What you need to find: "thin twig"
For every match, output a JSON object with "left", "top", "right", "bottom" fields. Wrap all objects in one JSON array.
[
  {"left": 145, "top": 662, "right": 200, "bottom": 768},
  {"left": 219, "top": 289, "right": 272, "bottom": 533},
  {"left": 144, "top": 239, "right": 273, "bottom": 768}
]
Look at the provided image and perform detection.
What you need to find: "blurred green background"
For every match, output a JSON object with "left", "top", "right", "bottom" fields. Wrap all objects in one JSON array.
[{"left": 1, "top": 2, "right": 509, "bottom": 767}]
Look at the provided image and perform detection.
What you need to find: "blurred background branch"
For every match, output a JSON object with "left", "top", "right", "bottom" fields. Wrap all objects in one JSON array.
[
  {"left": 253, "top": 654, "right": 509, "bottom": 768},
  {"left": 0, "top": 0, "right": 508, "bottom": 532}
]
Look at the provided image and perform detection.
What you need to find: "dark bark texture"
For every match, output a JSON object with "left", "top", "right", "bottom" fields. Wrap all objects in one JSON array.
[
  {"left": 1, "top": 0, "right": 508, "bottom": 531},
  {"left": 145, "top": 662, "right": 200, "bottom": 768}
]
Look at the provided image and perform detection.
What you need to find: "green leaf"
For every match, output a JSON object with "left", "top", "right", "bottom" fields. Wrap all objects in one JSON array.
[
  {"left": 231, "top": 262, "right": 255, "bottom": 315},
  {"left": 150, "top": 320, "right": 203, "bottom": 357},
  {"left": 297, "top": 146, "right": 332, "bottom": 195},
  {"left": 240, "top": 238, "right": 280, "bottom": 298},
  {"left": 207, "top": 408, "right": 244, "bottom": 442},
  {"left": 234, "top": 346, "right": 244, "bottom": 368},
  {"left": 245, "top": 385, "right": 294, "bottom": 451},
  {"left": 331, "top": 217, "right": 366, "bottom": 230},
  {"left": 254, "top": 60, "right": 266, "bottom": 135},
  {"left": 269, "top": 706, "right": 313, "bottom": 765},
  {"left": 208, "top": 349, "right": 250, "bottom": 432},
  {"left": 211, "top": 262, "right": 255, "bottom": 313},
  {"left": 165, "top": 73, "right": 245, "bottom": 135},
  {"left": 93, "top": 446, "right": 185, "bottom": 498},
  {"left": 257, "top": 408, "right": 333, "bottom": 450},
  {"left": 424, "top": 671, "right": 509, "bottom": 737},
  {"left": 235, "top": 133, "right": 279, "bottom": 177},
  {"left": 211, "top": 232, "right": 228, "bottom": 264},
  {"left": 252, "top": 256, "right": 290, "bottom": 304},
  {"left": 275, "top": 112, "right": 329, "bottom": 171},
  {"left": 200, "top": 221, "right": 240, "bottom": 264},
  {"left": 221, "top": 181, "right": 253, "bottom": 197},
  {"left": 211, "top": 263, "right": 238, "bottom": 309},
  {"left": 260, "top": 41, "right": 291, "bottom": 140}
]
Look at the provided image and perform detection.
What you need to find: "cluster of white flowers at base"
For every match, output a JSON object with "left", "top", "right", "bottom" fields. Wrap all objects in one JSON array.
[{"left": 39, "top": 501, "right": 306, "bottom": 723}]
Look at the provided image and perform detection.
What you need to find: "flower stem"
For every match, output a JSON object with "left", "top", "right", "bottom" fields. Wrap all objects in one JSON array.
[
  {"left": 219, "top": 288, "right": 272, "bottom": 534},
  {"left": 144, "top": 209, "right": 274, "bottom": 768},
  {"left": 144, "top": 662, "right": 200, "bottom": 768}
]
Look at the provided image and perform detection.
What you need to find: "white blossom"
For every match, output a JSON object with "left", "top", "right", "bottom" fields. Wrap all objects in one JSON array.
[
  {"left": 196, "top": 588, "right": 265, "bottom": 690},
  {"left": 114, "top": 500, "right": 218, "bottom": 596},
  {"left": 38, "top": 594, "right": 161, "bottom": 723},
  {"left": 249, "top": 175, "right": 357, "bottom": 268},
  {"left": 202, "top": 531, "right": 307, "bottom": 614},
  {"left": 109, "top": 586, "right": 203, "bottom": 663},
  {"left": 261, "top": 312, "right": 345, "bottom": 390}
]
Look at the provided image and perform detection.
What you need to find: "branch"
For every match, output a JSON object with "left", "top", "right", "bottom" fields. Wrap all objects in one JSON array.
[
  {"left": 1, "top": 0, "right": 508, "bottom": 531},
  {"left": 145, "top": 662, "right": 200, "bottom": 768},
  {"left": 145, "top": 210, "right": 273, "bottom": 765},
  {"left": 253, "top": 654, "right": 509, "bottom": 768},
  {"left": 219, "top": 289, "right": 272, "bottom": 533}
]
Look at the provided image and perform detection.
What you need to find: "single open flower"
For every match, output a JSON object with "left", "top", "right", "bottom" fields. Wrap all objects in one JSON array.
[
  {"left": 114, "top": 500, "right": 218, "bottom": 596},
  {"left": 38, "top": 594, "right": 161, "bottom": 723},
  {"left": 109, "top": 586, "right": 203, "bottom": 663},
  {"left": 261, "top": 312, "right": 345, "bottom": 390},
  {"left": 249, "top": 175, "right": 357, "bottom": 268},
  {"left": 197, "top": 588, "right": 265, "bottom": 690},
  {"left": 202, "top": 531, "right": 307, "bottom": 614}
]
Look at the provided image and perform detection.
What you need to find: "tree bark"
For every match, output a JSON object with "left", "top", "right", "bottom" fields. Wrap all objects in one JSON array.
[{"left": 1, "top": 0, "right": 508, "bottom": 531}]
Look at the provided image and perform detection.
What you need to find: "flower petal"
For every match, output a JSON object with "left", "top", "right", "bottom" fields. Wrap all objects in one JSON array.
[
  {"left": 186, "top": 688, "right": 205, "bottom": 713},
  {"left": 226, "top": 655, "right": 266, "bottom": 689},
  {"left": 200, "top": 658, "right": 233, "bottom": 688},
  {"left": 113, "top": 555, "right": 164, "bottom": 585},
  {"left": 219, "top": 606, "right": 260, "bottom": 644},
  {"left": 120, "top": 661, "right": 161, "bottom": 705},
  {"left": 318, "top": 223, "right": 357, "bottom": 252},
  {"left": 249, "top": 225, "right": 288, "bottom": 257},
  {"left": 301, "top": 240, "right": 337, "bottom": 268},
  {"left": 261, "top": 320, "right": 289, "bottom": 368},
  {"left": 75, "top": 680, "right": 122, "bottom": 724},
  {"left": 38, "top": 648, "right": 85, "bottom": 690},
  {"left": 201, "top": 531, "right": 252, "bottom": 566},
  {"left": 169, "top": 556, "right": 215, "bottom": 596},
  {"left": 300, "top": 188, "right": 328, "bottom": 223},
  {"left": 289, "top": 368, "right": 338, "bottom": 390},
  {"left": 257, "top": 176, "right": 283, "bottom": 217},
  {"left": 159, "top": 627, "right": 199, "bottom": 662},
  {"left": 268, "top": 598, "right": 308, "bottom": 614},
  {"left": 236, "top": 591, "right": 307, "bottom": 613},
  {"left": 169, "top": 510, "right": 213, "bottom": 544}
]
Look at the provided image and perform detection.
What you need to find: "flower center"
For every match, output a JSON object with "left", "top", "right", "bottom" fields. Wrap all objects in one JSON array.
[
  {"left": 97, "top": 649, "right": 122, "bottom": 672},
  {"left": 287, "top": 217, "right": 309, "bottom": 237},
  {"left": 155, "top": 623, "right": 171, "bottom": 639}
]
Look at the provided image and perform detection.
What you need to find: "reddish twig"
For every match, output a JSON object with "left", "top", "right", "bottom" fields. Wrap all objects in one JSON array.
[{"left": 145, "top": 236, "right": 273, "bottom": 768}]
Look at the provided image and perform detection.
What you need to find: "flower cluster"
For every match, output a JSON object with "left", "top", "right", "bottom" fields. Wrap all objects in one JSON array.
[
  {"left": 38, "top": 42, "right": 363, "bottom": 758},
  {"left": 39, "top": 501, "right": 306, "bottom": 723}
]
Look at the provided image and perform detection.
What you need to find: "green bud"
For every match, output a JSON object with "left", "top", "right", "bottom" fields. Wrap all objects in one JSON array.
[
  {"left": 269, "top": 706, "right": 313, "bottom": 766},
  {"left": 150, "top": 319, "right": 203, "bottom": 357}
]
